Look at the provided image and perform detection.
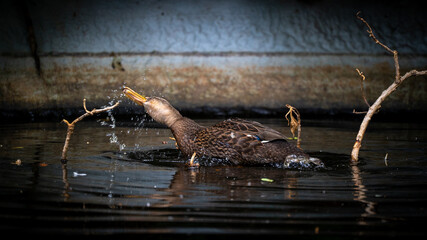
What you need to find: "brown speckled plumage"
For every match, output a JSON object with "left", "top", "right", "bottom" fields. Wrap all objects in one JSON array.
[
  {"left": 123, "top": 88, "right": 315, "bottom": 166},
  {"left": 171, "top": 117, "right": 308, "bottom": 165}
]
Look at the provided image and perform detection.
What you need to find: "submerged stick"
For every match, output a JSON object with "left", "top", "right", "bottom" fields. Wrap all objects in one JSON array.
[
  {"left": 351, "top": 12, "right": 427, "bottom": 161},
  {"left": 188, "top": 152, "right": 199, "bottom": 168},
  {"left": 61, "top": 99, "right": 119, "bottom": 161}
]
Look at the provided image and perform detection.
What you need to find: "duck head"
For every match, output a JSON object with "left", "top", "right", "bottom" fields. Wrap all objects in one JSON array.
[{"left": 123, "top": 87, "right": 182, "bottom": 127}]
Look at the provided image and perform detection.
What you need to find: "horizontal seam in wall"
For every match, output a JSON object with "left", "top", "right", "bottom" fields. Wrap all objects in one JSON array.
[{"left": 1, "top": 51, "right": 426, "bottom": 58}]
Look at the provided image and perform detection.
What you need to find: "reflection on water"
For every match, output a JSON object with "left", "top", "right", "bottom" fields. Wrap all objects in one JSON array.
[
  {"left": 0, "top": 119, "right": 426, "bottom": 237},
  {"left": 351, "top": 163, "right": 376, "bottom": 220}
]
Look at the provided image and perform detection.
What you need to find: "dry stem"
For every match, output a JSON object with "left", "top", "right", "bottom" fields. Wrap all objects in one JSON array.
[
  {"left": 351, "top": 12, "right": 427, "bottom": 161},
  {"left": 285, "top": 104, "right": 302, "bottom": 149},
  {"left": 61, "top": 99, "right": 120, "bottom": 161}
]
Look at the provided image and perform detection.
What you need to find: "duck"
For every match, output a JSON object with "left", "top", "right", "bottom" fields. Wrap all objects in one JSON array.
[{"left": 123, "top": 87, "right": 322, "bottom": 168}]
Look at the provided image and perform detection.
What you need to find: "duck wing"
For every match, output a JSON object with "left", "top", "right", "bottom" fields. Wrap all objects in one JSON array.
[
  {"left": 211, "top": 118, "right": 288, "bottom": 142},
  {"left": 193, "top": 126, "right": 265, "bottom": 165},
  {"left": 192, "top": 118, "right": 305, "bottom": 165}
]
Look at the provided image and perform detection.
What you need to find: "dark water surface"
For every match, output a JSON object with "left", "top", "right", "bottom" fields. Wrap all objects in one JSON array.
[{"left": 1, "top": 118, "right": 426, "bottom": 238}]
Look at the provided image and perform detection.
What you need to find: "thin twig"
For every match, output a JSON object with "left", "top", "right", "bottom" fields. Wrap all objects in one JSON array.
[
  {"left": 83, "top": 99, "right": 92, "bottom": 114},
  {"left": 356, "top": 68, "right": 370, "bottom": 108},
  {"left": 356, "top": 11, "right": 400, "bottom": 82},
  {"left": 356, "top": 12, "right": 394, "bottom": 54},
  {"left": 352, "top": 109, "right": 368, "bottom": 114},
  {"left": 400, "top": 69, "right": 427, "bottom": 80},
  {"left": 61, "top": 99, "right": 120, "bottom": 161}
]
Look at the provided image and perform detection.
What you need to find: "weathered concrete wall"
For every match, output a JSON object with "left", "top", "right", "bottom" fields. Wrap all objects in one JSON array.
[{"left": 1, "top": 0, "right": 427, "bottom": 119}]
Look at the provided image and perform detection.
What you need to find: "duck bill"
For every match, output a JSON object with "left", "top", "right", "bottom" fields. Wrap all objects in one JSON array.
[{"left": 123, "top": 87, "right": 147, "bottom": 106}]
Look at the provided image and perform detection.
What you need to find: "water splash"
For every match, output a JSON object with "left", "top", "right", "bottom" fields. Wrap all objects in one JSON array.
[
  {"left": 108, "top": 132, "right": 118, "bottom": 143},
  {"left": 106, "top": 130, "right": 127, "bottom": 151},
  {"left": 283, "top": 154, "right": 324, "bottom": 169},
  {"left": 99, "top": 90, "right": 128, "bottom": 151}
]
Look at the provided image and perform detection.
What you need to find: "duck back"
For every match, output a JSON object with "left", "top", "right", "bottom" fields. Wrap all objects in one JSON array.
[{"left": 171, "top": 118, "right": 308, "bottom": 166}]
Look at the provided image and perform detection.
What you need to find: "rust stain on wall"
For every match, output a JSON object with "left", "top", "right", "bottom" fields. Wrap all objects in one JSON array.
[{"left": 1, "top": 60, "right": 426, "bottom": 116}]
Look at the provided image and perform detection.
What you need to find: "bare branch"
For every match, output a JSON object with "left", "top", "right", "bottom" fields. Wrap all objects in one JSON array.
[
  {"left": 351, "top": 13, "right": 427, "bottom": 162},
  {"left": 61, "top": 100, "right": 120, "bottom": 161}
]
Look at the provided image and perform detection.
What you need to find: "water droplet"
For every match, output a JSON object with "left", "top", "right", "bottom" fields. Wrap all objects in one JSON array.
[{"left": 119, "top": 143, "right": 126, "bottom": 151}]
